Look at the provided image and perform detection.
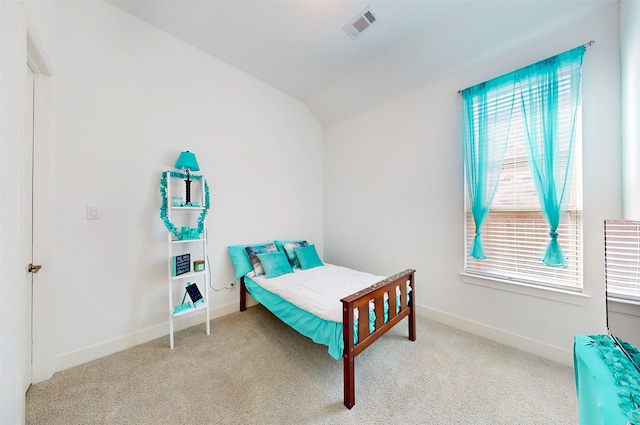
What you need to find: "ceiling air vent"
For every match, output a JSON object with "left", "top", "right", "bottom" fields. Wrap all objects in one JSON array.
[{"left": 342, "top": 8, "right": 377, "bottom": 39}]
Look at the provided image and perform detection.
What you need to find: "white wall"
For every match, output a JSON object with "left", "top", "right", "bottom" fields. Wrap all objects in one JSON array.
[
  {"left": 324, "top": 3, "right": 621, "bottom": 366},
  {"left": 622, "top": 0, "right": 640, "bottom": 219},
  {"left": 35, "top": 0, "right": 324, "bottom": 376}
]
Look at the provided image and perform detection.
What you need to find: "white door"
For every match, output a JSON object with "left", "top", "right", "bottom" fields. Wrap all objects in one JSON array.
[
  {"left": 27, "top": 29, "right": 54, "bottom": 387},
  {"left": 21, "top": 61, "right": 36, "bottom": 392}
]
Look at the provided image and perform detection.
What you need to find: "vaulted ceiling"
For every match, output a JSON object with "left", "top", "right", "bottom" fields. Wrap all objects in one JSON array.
[{"left": 108, "top": 0, "right": 616, "bottom": 127}]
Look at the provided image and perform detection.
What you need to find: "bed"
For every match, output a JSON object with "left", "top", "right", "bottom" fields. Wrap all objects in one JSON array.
[{"left": 228, "top": 240, "right": 416, "bottom": 409}]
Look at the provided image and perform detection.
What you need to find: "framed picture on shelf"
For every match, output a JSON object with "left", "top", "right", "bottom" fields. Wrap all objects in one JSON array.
[
  {"left": 171, "top": 253, "right": 191, "bottom": 276},
  {"left": 185, "top": 282, "right": 204, "bottom": 304}
]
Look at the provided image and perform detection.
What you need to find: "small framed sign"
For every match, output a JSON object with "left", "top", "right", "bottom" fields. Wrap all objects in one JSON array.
[
  {"left": 185, "top": 282, "right": 203, "bottom": 304},
  {"left": 171, "top": 253, "right": 191, "bottom": 276}
]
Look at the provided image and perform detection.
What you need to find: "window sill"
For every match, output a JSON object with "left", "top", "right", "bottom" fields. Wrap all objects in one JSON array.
[{"left": 460, "top": 272, "right": 591, "bottom": 306}]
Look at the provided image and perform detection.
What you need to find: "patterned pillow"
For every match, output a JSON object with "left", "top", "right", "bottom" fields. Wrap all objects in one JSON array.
[
  {"left": 282, "top": 241, "right": 308, "bottom": 269},
  {"left": 245, "top": 243, "right": 278, "bottom": 276},
  {"left": 228, "top": 244, "right": 266, "bottom": 280}
]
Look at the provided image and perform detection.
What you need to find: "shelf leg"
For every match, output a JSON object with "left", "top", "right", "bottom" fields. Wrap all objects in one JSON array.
[
  {"left": 205, "top": 301, "right": 211, "bottom": 335},
  {"left": 169, "top": 316, "right": 174, "bottom": 349}
]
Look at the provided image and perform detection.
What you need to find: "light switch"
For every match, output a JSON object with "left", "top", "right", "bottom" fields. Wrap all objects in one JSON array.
[{"left": 87, "top": 206, "right": 101, "bottom": 220}]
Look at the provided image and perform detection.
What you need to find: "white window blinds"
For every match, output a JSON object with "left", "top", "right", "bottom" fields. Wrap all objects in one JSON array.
[{"left": 605, "top": 220, "right": 640, "bottom": 301}]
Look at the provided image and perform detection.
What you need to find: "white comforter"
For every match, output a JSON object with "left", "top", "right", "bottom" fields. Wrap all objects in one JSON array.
[{"left": 249, "top": 264, "right": 385, "bottom": 323}]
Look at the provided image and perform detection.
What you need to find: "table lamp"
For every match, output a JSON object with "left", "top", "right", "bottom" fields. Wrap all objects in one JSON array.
[{"left": 174, "top": 151, "right": 200, "bottom": 205}]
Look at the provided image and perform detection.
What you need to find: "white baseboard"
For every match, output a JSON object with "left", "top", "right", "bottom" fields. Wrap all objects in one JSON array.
[
  {"left": 416, "top": 305, "right": 574, "bottom": 367},
  {"left": 52, "top": 301, "right": 239, "bottom": 377},
  {"left": 50, "top": 300, "right": 572, "bottom": 380}
]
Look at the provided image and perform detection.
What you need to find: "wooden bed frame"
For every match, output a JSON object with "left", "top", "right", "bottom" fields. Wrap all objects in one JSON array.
[{"left": 240, "top": 268, "right": 416, "bottom": 409}]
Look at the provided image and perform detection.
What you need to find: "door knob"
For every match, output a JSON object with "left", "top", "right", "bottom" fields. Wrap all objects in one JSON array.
[{"left": 28, "top": 263, "right": 42, "bottom": 273}]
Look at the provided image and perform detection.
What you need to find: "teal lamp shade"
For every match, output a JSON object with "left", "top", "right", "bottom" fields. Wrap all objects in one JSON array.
[{"left": 174, "top": 151, "right": 200, "bottom": 172}]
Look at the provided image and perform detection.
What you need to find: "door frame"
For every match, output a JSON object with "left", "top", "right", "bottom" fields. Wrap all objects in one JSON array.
[{"left": 26, "top": 19, "right": 55, "bottom": 385}]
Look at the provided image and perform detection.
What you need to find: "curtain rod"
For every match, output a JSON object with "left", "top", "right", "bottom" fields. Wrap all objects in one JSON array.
[{"left": 456, "top": 40, "right": 595, "bottom": 95}]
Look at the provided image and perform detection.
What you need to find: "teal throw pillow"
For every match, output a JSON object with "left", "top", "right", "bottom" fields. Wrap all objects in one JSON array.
[
  {"left": 257, "top": 251, "right": 293, "bottom": 279},
  {"left": 294, "top": 244, "right": 324, "bottom": 270}
]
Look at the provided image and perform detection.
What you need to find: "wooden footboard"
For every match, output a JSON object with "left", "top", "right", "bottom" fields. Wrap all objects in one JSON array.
[
  {"left": 341, "top": 269, "right": 416, "bottom": 409},
  {"left": 239, "top": 268, "right": 416, "bottom": 409}
]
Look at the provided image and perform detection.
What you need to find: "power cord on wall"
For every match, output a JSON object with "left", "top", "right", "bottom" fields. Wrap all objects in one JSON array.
[
  {"left": 202, "top": 229, "right": 235, "bottom": 292},
  {"left": 206, "top": 252, "right": 235, "bottom": 292}
]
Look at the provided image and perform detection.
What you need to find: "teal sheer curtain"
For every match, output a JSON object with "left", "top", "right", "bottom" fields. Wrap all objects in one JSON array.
[
  {"left": 462, "top": 75, "right": 516, "bottom": 259},
  {"left": 516, "top": 46, "right": 585, "bottom": 267}
]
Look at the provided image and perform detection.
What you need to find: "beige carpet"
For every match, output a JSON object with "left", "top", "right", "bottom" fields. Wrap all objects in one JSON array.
[{"left": 26, "top": 306, "right": 578, "bottom": 424}]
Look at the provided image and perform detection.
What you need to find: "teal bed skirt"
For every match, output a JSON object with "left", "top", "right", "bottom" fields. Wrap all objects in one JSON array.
[
  {"left": 244, "top": 277, "right": 345, "bottom": 359},
  {"left": 244, "top": 276, "right": 399, "bottom": 360}
]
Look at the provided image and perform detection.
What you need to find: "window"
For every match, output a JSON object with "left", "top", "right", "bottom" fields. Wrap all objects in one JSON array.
[
  {"left": 604, "top": 220, "right": 640, "bottom": 301},
  {"left": 463, "top": 48, "right": 584, "bottom": 290}
]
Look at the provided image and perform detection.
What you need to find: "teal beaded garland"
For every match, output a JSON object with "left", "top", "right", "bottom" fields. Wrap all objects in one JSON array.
[{"left": 160, "top": 171, "right": 210, "bottom": 239}]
